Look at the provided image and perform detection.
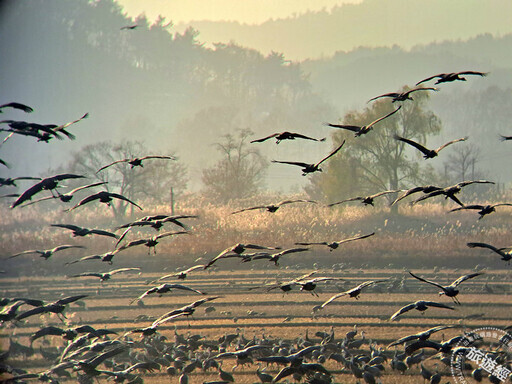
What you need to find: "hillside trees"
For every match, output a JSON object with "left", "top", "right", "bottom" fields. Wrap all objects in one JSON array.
[{"left": 306, "top": 89, "right": 442, "bottom": 207}]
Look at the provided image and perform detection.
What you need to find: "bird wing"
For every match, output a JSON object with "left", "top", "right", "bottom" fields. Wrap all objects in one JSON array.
[
  {"left": 367, "top": 106, "right": 401, "bottom": 127},
  {"left": 370, "top": 189, "right": 401, "bottom": 198},
  {"left": 404, "top": 340, "right": 442, "bottom": 355},
  {"left": 110, "top": 268, "right": 141, "bottom": 276},
  {"left": 89, "top": 229, "right": 118, "bottom": 238},
  {"left": 139, "top": 155, "right": 175, "bottom": 161},
  {"left": 51, "top": 173, "right": 86, "bottom": 182},
  {"left": 467, "top": 242, "right": 502, "bottom": 253},
  {"left": 68, "top": 182, "right": 107, "bottom": 195},
  {"left": 275, "top": 247, "right": 309, "bottom": 256},
  {"left": 70, "top": 272, "right": 103, "bottom": 278},
  {"left": 394, "top": 135, "right": 431, "bottom": 156},
  {"left": 0, "top": 102, "right": 34, "bottom": 113},
  {"left": 328, "top": 197, "right": 362, "bottom": 207},
  {"left": 16, "top": 306, "right": 48, "bottom": 321},
  {"left": 68, "top": 192, "right": 102, "bottom": 210},
  {"left": 390, "top": 303, "right": 416, "bottom": 321},
  {"left": 108, "top": 192, "right": 143, "bottom": 210},
  {"left": 65, "top": 254, "right": 102, "bottom": 265},
  {"left": 117, "top": 239, "right": 148, "bottom": 251},
  {"left": 415, "top": 74, "right": 445, "bottom": 86},
  {"left": 295, "top": 241, "right": 328, "bottom": 246},
  {"left": 31, "top": 326, "right": 66, "bottom": 341},
  {"left": 53, "top": 112, "right": 88, "bottom": 133},
  {"left": 289, "top": 133, "right": 325, "bottom": 141},
  {"left": 231, "top": 205, "right": 268, "bottom": 214},
  {"left": 456, "top": 180, "right": 495, "bottom": 188},
  {"left": 450, "top": 205, "right": 484, "bottom": 212},
  {"left": 451, "top": 272, "right": 483, "bottom": 287},
  {"left": 165, "top": 284, "right": 205, "bottom": 295},
  {"left": 321, "top": 292, "right": 346, "bottom": 308},
  {"left": 411, "top": 189, "right": 446, "bottom": 205},
  {"left": 277, "top": 199, "right": 317, "bottom": 207},
  {"left": 492, "top": 203, "right": 512, "bottom": 208},
  {"left": 323, "top": 123, "right": 361, "bottom": 132},
  {"left": 96, "top": 159, "right": 128, "bottom": 173},
  {"left": 457, "top": 71, "right": 488, "bottom": 77},
  {"left": 407, "top": 87, "right": 438, "bottom": 95},
  {"left": 391, "top": 186, "right": 439, "bottom": 205},
  {"left": 7, "top": 249, "right": 42, "bottom": 259},
  {"left": 336, "top": 232, "right": 375, "bottom": 245},
  {"left": 434, "top": 137, "right": 468, "bottom": 153},
  {"left": 271, "top": 160, "right": 311, "bottom": 168},
  {"left": 367, "top": 92, "right": 400, "bottom": 102},
  {"left": 51, "top": 223, "right": 82, "bottom": 232},
  {"left": 250, "top": 133, "right": 279, "bottom": 143},
  {"left": 315, "top": 140, "right": 345, "bottom": 167},
  {"left": 51, "top": 245, "right": 86, "bottom": 253},
  {"left": 408, "top": 271, "right": 444, "bottom": 289},
  {"left": 155, "top": 230, "right": 188, "bottom": 240},
  {"left": 11, "top": 182, "right": 45, "bottom": 208},
  {"left": 423, "top": 301, "right": 455, "bottom": 310}
]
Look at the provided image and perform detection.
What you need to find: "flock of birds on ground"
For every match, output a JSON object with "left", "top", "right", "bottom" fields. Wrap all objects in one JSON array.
[{"left": 1, "top": 64, "right": 511, "bottom": 384}]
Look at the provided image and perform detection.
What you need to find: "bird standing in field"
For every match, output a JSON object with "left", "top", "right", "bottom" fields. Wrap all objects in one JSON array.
[
  {"left": 11, "top": 173, "right": 86, "bottom": 208},
  {"left": 467, "top": 241, "right": 512, "bottom": 264},
  {"left": 449, "top": 203, "right": 512, "bottom": 220},
  {"left": 68, "top": 190, "right": 142, "bottom": 211},
  {"left": 394, "top": 135, "right": 468, "bottom": 159},
  {"left": 69, "top": 268, "right": 140, "bottom": 282},
  {"left": 325, "top": 106, "right": 401, "bottom": 136},
  {"left": 415, "top": 71, "right": 488, "bottom": 86},
  {"left": 96, "top": 155, "right": 175, "bottom": 173},
  {"left": 296, "top": 232, "right": 375, "bottom": 251},
  {"left": 272, "top": 140, "right": 345, "bottom": 175},
  {"left": 231, "top": 199, "right": 317, "bottom": 214},
  {"left": 8, "top": 245, "right": 86, "bottom": 260},
  {"left": 328, "top": 190, "right": 400, "bottom": 207},
  {"left": 251, "top": 131, "right": 326, "bottom": 144},
  {"left": 368, "top": 87, "right": 437, "bottom": 103},
  {"left": 390, "top": 300, "right": 455, "bottom": 321},
  {"left": 321, "top": 280, "right": 388, "bottom": 308},
  {"left": 408, "top": 271, "right": 483, "bottom": 305}
]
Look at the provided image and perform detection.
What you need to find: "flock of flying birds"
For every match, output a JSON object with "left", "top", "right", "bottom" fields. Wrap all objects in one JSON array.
[{"left": 1, "top": 69, "right": 510, "bottom": 384}]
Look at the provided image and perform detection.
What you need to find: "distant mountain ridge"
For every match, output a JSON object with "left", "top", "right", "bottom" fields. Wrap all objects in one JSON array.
[{"left": 175, "top": 0, "right": 512, "bottom": 61}]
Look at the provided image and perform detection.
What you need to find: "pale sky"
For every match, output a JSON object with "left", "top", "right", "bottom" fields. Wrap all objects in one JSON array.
[{"left": 116, "top": 0, "right": 362, "bottom": 24}]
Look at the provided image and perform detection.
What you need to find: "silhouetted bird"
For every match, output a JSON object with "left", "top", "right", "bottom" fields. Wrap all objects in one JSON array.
[
  {"left": 121, "top": 24, "right": 138, "bottom": 30},
  {"left": 8, "top": 245, "right": 85, "bottom": 260},
  {"left": 150, "top": 264, "right": 206, "bottom": 283},
  {"left": 51, "top": 224, "right": 118, "bottom": 239},
  {"left": 96, "top": 155, "right": 175, "bottom": 173},
  {"left": 245, "top": 247, "right": 310, "bottom": 266},
  {"left": 321, "top": 280, "right": 388, "bottom": 308},
  {"left": 11, "top": 173, "right": 86, "bottom": 208},
  {"left": 117, "top": 231, "right": 188, "bottom": 254},
  {"left": 410, "top": 180, "right": 495, "bottom": 207},
  {"left": 394, "top": 135, "right": 468, "bottom": 159},
  {"left": 368, "top": 87, "right": 437, "bottom": 103},
  {"left": 416, "top": 71, "right": 488, "bottom": 86},
  {"left": 390, "top": 300, "right": 455, "bottom": 321},
  {"left": 325, "top": 107, "right": 400, "bottom": 136},
  {"left": 467, "top": 241, "right": 512, "bottom": 263},
  {"left": 390, "top": 185, "right": 442, "bottom": 205},
  {"left": 251, "top": 131, "right": 326, "bottom": 144},
  {"left": 16, "top": 295, "right": 88, "bottom": 322},
  {"left": 387, "top": 325, "right": 457, "bottom": 348},
  {"left": 328, "top": 190, "right": 399, "bottom": 207},
  {"left": 450, "top": 203, "right": 512, "bottom": 219},
  {"left": 20, "top": 182, "right": 107, "bottom": 207},
  {"left": 68, "top": 190, "right": 142, "bottom": 211},
  {"left": 205, "top": 243, "right": 281, "bottom": 269},
  {"left": 272, "top": 141, "right": 345, "bottom": 175},
  {"left": 0, "top": 176, "right": 41, "bottom": 187},
  {"left": 69, "top": 268, "right": 140, "bottom": 282},
  {"left": 65, "top": 248, "right": 124, "bottom": 265},
  {"left": 232, "top": 199, "right": 317, "bottom": 214},
  {"left": 296, "top": 232, "right": 375, "bottom": 251},
  {"left": 132, "top": 283, "right": 205, "bottom": 304}
]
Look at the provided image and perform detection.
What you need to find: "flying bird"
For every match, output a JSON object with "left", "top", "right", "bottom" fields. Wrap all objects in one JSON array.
[
  {"left": 149, "top": 264, "right": 206, "bottom": 283},
  {"left": 467, "top": 242, "right": 512, "bottom": 264},
  {"left": 8, "top": 245, "right": 85, "bottom": 260},
  {"left": 131, "top": 283, "right": 205, "bottom": 304},
  {"left": 410, "top": 180, "right": 495, "bottom": 207},
  {"left": 121, "top": 24, "right": 138, "bottom": 30},
  {"left": 65, "top": 248, "right": 124, "bottom": 266},
  {"left": 96, "top": 155, "right": 175, "bottom": 173},
  {"left": 251, "top": 131, "right": 326, "bottom": 144},
  {"left": 416, "top": 71, "right": 488, "bottom": 86},
  {"left": 450, "top": 203, "right": 512, "bottom": 219},
  {"left": 368, "top": 87, "right": 437, "bottom": 103},
  {"left": 15, "top": 295, "right": 88, "bottom": 322},
  {"left": 231, "top": 199, "right": 317, "bottom": 214},
  {"left": 11, "top": 173, "right": 86, "bottom": 208},
  {"left": 117, "top": 231, "right": 188, "bottom": 254},
  {"left": 408, "top": 271, "right": 483, "bottom": 304},
  {"left": 68, "top": 268, "right": 140, "bottom": 282},
  {"left": 272, "top": 140, "right": 345, "bottom": 175},
  {"left": 387, "top": 325, "right": 458, "bottom": 348},
  {"left": 390, "top": 185, "right": 442, "bottom": 206},
  {"left": 0, "top": 102, "right": 34, "bottom": 113},
  {"left": 394, "top": 135, "right": 468, "bottom": 159},
  {"left": 390, "top": 300, "right": 455, "bottom": 321},
  {"left": 205, "top": 243, "right": 281, "bottom": 269},
  {"left": 321, "top": 280, "right": 388, "bottom": 308},
  {"left": 50, "top": 224, "right": 118, "bottom": 239},
  {"left": 328, "top": 190, "right": 400, "bottom": 207},
  {"left": 325, "top": 106, "right": 401, "bottom": 136},
  {"left": 68, "top": 190, "right": 142, "bottom": 211},
  {"left": 252, "top": 271, "right": 317, "bottom": 293},
  {"left": 20, "top": 182, "right": 107, "bottom": 207},
  {"left": 51, "top": 112, "right": 89, "bottom": 140},
  {"left": 245, "top": 247, "right": 310, "bottom": 266},
  {"left": 0, "top": 176, "right": 41, "bottom": 188},
  {"left": 296, "top": 232, "right": 375, "bottom": 251}
]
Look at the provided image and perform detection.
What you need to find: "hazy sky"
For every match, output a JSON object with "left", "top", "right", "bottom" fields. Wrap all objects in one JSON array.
[{"left": 117, "top": 0, "right": 362, "bottom": 24}]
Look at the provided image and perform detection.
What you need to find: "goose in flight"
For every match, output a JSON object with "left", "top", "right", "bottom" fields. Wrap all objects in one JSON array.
[
  {"left": 50, "top": 224, "right": 118, "bottom": 239},
  {"left": 153, "top": 297, "right": 220, "bottom": 324},
  {"left": 30, "top": 325, "right": 117, "bottom": 343},
  {"left": 96, "top": 155, "right": 175, "bottom": 173},
  {"left": 117, "top": 214, "right": 198, "bottom": 235},
  {"left": 325, "top": 107, "right": 400, "bottom": 137},
  {"left": 232, "top": 199, "right": 317, "bottom": 214},
  {"left": 149, "top": 264, "right": 206, "bottom": 283},
  {"left": 0, "top": 176, "right": 41, "bottom": 187},
  {"left": 251, "top": 131, "right": 326, "bottom": 144},
  {"left": 244, "top": 247, "right": 310, "bottom": 266},
  {"left": 131, "top": 283, "right": 205, "bottom": 304},
  {"left": 117, "top": 231, "right": 188, "bottom": 254},
  {"left": 65, "top": 248, "right": 124, "bottom": 266},
  {"left": 394, "top": 135, "right": 468, "bottom": 159},
  {"left": 15, "top": 295, "right": 88, "bottom": 322},
  {"left": 467, "top": 241, "right": 512, "bottom": 263},
  {"left": 205, "top": 243, "right": 281, "bottom": 269},
  {"left": 390, "top": 300, "right": 455, "bottom": 321},
  {"left": 416, "top": 71, "right": 488, "bottom": 86},
  {"left": 408, "top": 271, "right": 483, "bottom": 305},
  {"left": 295, "top": 277, "right": 345, "bottom": 296},
  {"left": 390, "top": 185, "right": 442, "bottom": 206},
  {"left": 328, "top": 190, "right": 400, "bottom": 207},
  {"left": 120, "top": 24, "right": 138, "bottom": 30},
  {"left": 67, "top": 190, "right": 142, "bottom": 211},
  {"left": 368, "top": 87, "right": 437, "bottom": 103},
  {"left": 69, "top": 267, "right": 140, "bottom": 282},
  {"left": 272, "top": 140, "right": 345, "bottom": 176},
  {"left": 387, "top": 325, "right": 458, "bottom": 348},
  {"left": 11, "top": 173, "right": 86, "bottom": 208},
  {"left": 8, "top": 245, "right": 85, "bottom": 260},
  {"left": 252, "top": 271, "right": 317, "bottom": 293},
  {"left": 296, "top": 232, "right": 375, "bottom": 251},
  {"left": 410, "top": 180, "right": 495, "bottom": 206},
  {"left": 20, "top": 182, "right": 107, "bottom": 207},
  {"left": 0, "top": 102, "right": 33, "bottom": 113},
  {"left": 450, "top": 203, "right": 512, "bottom": 219},
  {"left": 321, "top": 280, "right": 388, "bottom": 308}
]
